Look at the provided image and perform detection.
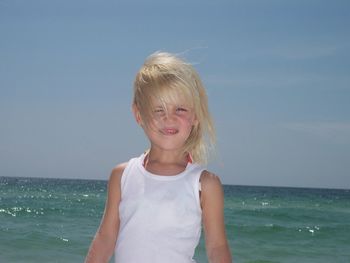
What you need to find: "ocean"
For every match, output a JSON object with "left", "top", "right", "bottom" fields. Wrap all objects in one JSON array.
[{"left": 1, "top": 176, "right": 349, "bottom": 263}]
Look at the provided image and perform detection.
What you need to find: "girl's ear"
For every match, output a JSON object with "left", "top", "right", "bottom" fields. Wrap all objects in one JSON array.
[{"left": 132, "top": 104, "right": 143, "bottom": 126}]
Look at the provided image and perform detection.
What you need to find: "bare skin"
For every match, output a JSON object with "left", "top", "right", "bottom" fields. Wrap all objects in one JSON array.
[
  {"left": 84, "top": 163, "right": 125, "bottom": 263},
  {"left": 201, "top": 171, "right": 232, "bottom": 263}
]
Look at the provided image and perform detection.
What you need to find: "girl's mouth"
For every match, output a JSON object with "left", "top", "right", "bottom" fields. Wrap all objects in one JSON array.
[{"left": 160, "top": 128, "right": 178, "bottom": 135}]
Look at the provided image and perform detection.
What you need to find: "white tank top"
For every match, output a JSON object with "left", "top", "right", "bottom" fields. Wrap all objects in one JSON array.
[{"left": 114, "top": 153, "right": 204, "bottom": 263}]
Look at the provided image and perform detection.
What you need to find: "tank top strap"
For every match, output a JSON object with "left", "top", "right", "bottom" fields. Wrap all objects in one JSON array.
[
  {"left": 120, "top": 156, "right": 139, "bottom": 193},
  {"left": 185, "top": 163, "right": 205, "bottom": 211}
]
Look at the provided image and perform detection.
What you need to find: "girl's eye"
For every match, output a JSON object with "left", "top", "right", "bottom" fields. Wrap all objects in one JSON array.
[
  {"left": 154, "top": 107, "right": 164, "bottom": 113},
  {"left": 176, "top": 107, "right": 188, "bottom": 112},
  {"left": 153, "top": 108, "right": 165, "bottom": 116}
]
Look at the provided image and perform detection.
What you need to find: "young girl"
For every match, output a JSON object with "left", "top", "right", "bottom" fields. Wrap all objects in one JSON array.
[{"left": 85, "top": 52, "right": 232, "bottom": 263}]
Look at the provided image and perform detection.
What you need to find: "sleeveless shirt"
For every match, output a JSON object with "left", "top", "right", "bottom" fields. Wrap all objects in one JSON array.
[{"left": 114, "top": 153, "right": 204, "bottom": 263}]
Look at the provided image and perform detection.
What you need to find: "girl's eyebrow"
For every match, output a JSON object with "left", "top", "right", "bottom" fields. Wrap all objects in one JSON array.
[{"left": 153, "top": 103, "right": 191, "bottom": 109}]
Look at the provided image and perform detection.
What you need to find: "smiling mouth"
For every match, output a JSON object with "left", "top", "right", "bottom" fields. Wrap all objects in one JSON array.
[{"left": 160, "top": 128, "right": 179, "bottom": 135}]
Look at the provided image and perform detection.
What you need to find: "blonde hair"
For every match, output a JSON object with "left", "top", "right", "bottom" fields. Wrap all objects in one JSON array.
[{"left": 133, "top": 51, "right": 215, "bottom": 164}]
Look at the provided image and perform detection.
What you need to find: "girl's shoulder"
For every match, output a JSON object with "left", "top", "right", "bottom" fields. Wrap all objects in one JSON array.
[
  {"left": 200, "top": 170, "right": 222, "bottom": 189},
  {"left": 199, "top": 170, "right": 224, "bottom": 207},
  {"left": 108, "top": 162, "right": 129, "bottom": 187},
  {"left": 111, "top": 162, "right": 129, "bottom": 177}
]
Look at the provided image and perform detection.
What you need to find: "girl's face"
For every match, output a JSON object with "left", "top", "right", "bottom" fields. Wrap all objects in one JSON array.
[{"left": 135, "top": 100, "right": 197, "bottom": 152}]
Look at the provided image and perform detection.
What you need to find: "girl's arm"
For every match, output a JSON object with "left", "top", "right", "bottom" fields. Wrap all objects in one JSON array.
[
  {"left": 85, "top": 163, "right": 126, "bottom": 263},
  {"left": 201, "top": 171, "right": 232, "bottom": 263}
]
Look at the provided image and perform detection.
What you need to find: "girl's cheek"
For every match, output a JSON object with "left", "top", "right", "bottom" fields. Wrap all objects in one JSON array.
[
  {"left": 184, "top": 114, "right": 196, "bottom": 125},
  {"left": 152, "top": 118, "right": 165, "bottom": 129},
  {"left": 183, "top": 119, "right": 195, "bottom": 129}
]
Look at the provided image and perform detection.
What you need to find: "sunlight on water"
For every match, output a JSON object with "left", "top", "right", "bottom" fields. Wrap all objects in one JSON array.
[{"left": 1, "top": 177, "right": 349, "bottom": 263}]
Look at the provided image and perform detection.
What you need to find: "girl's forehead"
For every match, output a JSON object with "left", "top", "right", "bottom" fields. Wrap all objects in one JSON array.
[
  {"left": 151, "top": 96, "right": 193, "bottom": 108},
  {"left": 149, "top": 83, "right": 195, "bottom": 107}
]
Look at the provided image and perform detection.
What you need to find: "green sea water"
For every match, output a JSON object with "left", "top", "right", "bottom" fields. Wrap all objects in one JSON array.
[{"left": 1, "top": 176, "right": 349, "bottom": 263}]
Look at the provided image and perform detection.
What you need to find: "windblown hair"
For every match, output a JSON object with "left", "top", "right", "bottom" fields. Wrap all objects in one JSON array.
[{"left": 133, "top": 51, "right": 215, "bottom": 164}]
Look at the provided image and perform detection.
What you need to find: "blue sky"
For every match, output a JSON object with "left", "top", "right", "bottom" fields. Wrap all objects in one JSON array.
[{"left": 1, "top": 0, "right": 349, "bottom": 189}]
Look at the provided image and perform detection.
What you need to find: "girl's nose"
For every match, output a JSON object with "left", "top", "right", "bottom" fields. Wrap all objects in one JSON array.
[{"left": 162, "top": 111, "right": 177, "bottom": 122}]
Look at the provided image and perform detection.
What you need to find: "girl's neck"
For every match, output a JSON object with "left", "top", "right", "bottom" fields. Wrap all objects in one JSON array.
[{"left": 143, "top": 148, "right": 189, "bottom": 176}]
